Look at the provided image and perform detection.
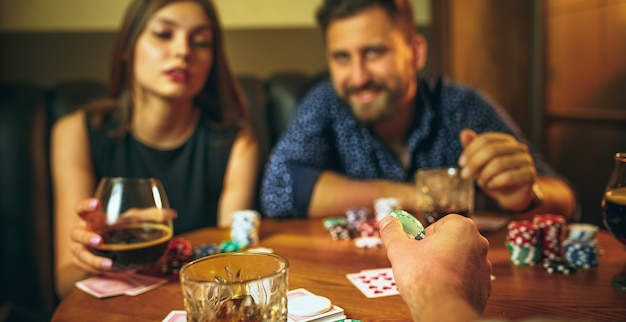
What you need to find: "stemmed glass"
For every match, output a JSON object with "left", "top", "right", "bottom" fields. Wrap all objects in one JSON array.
[
  {"left": 88, "top": 177, "right": 173, "bottom": 271},
  {"left": 601, "top": 152, "right": 626, "bottom": 292}
]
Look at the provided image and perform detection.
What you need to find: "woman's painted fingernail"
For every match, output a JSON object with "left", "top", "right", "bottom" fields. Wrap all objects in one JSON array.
[
  {"left": 89, "top": 199, "right": 98, "bottom": 210},
  {"left": 89, "top": 235, "right": 102, "bottom": 246},
  {"left": 101, "top": 259, "right": 113, "bottom": 269}
]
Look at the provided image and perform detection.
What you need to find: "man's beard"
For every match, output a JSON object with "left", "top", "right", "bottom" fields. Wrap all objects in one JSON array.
[{"left": 341, "top": 80, "right": 404, "bottom": 126}]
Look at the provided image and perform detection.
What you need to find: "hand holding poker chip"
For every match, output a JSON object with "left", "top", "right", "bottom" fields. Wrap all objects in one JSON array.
[{"left": 389, "top": 210, "right": 426, "bottom": 240}]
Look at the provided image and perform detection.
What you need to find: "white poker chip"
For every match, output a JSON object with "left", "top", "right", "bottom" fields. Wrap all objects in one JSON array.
[
  {"left": 288, "top": 294, "right": 332, "bottom": 316},
  {"left": 245, "top": 247, "right": 274, "bottom": 253},
  {"left": 354, "top": 236, "right": 382, "bottom": 249}
]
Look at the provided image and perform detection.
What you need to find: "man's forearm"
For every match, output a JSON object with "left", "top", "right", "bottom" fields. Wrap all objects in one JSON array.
[{"left": 308, "top": 171, "right": 416, "bottom": 217}]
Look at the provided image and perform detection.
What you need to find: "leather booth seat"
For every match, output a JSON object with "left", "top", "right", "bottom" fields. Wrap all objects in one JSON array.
[{"left": 0, "top": 71, "right": 319, "bottom": 321}]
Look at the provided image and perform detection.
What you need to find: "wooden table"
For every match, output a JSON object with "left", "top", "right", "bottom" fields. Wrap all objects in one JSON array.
[{"left": 52, "top": 216, "right": 626, "bottom": 321}]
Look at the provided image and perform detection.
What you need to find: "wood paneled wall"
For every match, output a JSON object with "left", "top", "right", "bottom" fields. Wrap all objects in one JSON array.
[
  {"left": 430, "top": 0, "right": 534, "bottom": 138},
  {"left": 430, "top": 0, "right": 626, "bottom": 225}
]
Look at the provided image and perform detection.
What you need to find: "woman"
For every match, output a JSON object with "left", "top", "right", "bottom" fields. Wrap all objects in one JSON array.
[{"left": 50, "top": 0, "right": 260, "bottom": 298}]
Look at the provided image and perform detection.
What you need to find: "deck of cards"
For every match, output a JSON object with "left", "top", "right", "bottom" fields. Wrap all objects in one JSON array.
[
  {"left": 76, "top": 274, "right": 167, "bottom": 298},
  {"left": 346, "top": 267, "right": 399, "bottom": 298},
  {"left": 287, "top": 288, "right": 346, "bottom": 322}
]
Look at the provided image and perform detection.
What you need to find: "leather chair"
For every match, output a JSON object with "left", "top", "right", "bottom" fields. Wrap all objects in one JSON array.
[
  {"left": 46, "top": 79, "right": 108, "bottom": 128},
  {"left": 265, "top": 72, "right": 316, "bottom": 148},
  {"left": 0, "top": 83, "right": 56, "bottom": 322}
]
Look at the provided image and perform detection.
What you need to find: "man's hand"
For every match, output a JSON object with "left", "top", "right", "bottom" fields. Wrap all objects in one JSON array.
[
  {"left": 379, "top": 214, "right": 492, "bottom": 321},
  {"left": 458, "top": 129, "right": 537, "bottom": 212}
]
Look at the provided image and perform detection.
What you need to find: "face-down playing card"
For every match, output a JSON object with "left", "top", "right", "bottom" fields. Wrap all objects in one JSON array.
[{"left": 346, "top": 267, "right": 400, "bottom": 298}]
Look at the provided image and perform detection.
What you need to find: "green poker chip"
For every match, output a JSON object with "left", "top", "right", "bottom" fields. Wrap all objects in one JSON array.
[{"left": 389, "top": 210, "right": 426, "bottom": 240}]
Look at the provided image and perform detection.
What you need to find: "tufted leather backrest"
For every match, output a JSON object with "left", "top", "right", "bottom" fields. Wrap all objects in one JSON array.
[
  {"left": 265, "top": 72, "right": 316, "bottom": 148},
  {"left": 46, "top": 79, "right": 108, "bottom": 128},
  {"left": 0, "top": 83, "right": 56, "bottom": 322}
]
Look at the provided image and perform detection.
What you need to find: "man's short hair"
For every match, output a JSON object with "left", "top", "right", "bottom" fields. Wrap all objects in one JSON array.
[{"left": 315, "top": 0, "right": 416, "bottom": 41}]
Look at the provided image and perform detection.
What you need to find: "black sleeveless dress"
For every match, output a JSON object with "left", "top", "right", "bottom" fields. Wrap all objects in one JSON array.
[{"left": 86, "top": 115, "right": 236, "bottom": 235}]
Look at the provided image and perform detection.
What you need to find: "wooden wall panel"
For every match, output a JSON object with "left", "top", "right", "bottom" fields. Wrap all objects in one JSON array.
[
  {"left": 545, "top": 0, "right": 626, "bottom": 113},
  {"left": 433, "top": 0, "right": 533, "bottom": 136}
]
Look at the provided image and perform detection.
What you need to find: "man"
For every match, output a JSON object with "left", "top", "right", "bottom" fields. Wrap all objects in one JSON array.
[
  {"left": 261, "top": 0, "right": 576, "bottom": 219},
  {"left": 379, "top": 214, "right": 491, "bottom": 321}
]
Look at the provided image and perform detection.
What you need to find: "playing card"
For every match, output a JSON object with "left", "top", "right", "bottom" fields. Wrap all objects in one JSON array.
[
  {"left": 161, "top": 310, "right": 187, "bottom": 322},
  {"left": 75, "top": 275, "right": 142, "bottom": 298},
  {"left": 76, "top": 274, "right": 167, "bottom": 298},
  {"left": 124, "top": 274, "right": 168, "bottom": 296},
  {"left": 346, "top": 268, "right": 399, "bottom": 298},
  {"left": 287, "top": 288, "right": 346, "bottom": 322}
]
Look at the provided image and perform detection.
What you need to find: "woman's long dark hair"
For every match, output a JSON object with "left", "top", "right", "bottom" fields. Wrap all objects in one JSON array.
[{"left": 89, "top": 0, "right": 247, "bottom": 138}]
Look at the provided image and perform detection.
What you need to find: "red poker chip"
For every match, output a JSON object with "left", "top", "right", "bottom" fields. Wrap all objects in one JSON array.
[
  {"left": 507, "top": 220, "right": 540, "bottom": 246},
  {"left": 533, "top": 214, "right": 566, "bottom": 227}
]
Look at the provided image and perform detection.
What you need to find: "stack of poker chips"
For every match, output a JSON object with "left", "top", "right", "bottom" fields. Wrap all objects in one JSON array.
[
  {"left": 345, "top": 207, "right": 373, "bottom": 236},
  {"left": 562, "top": 223, "right": 600, "bottom": 269},
  {"left": 542, "top": 258, "right": 578, "bottom": 274},
  {"left": 230, "top": 209, "right": 261, "bottom": 247},
  {"left": 322, "top": 216, "right": 352, "bottom": 240},
  {"left": 192, "top": 243, "right": 222, "bottom": 260},
  {"left": 322, "top": 208, "right": 383, "bottom": 247},
  {"left": 347, "top": 207, "right": 382, "bottom": 248},
  {"left": 533, "top": 214, "right": 567, "bottom": 259},
  {"left": 506, "top": 220, "right": 543, "bottom": 265},
  {"left": 374, "top": 197, "right": 400, "bottom": 221},
  {"left": 161, "top": 238, "right": 193, "bottom": 274}
]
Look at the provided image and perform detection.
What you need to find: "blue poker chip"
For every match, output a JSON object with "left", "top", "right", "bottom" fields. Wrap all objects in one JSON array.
[
  {"left": 192, "top": 244, "right": 221, "bottom": 259},
  {"left": 563, "top": 238, "right": 599, "bottom": 268}
]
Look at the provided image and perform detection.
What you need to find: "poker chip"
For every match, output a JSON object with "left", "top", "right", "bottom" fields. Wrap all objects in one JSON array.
[
  {"left": 567, "top": 223, "right": 599, "bottom": 241},
  {"left": 161, "top": 238, "right": 193, "bottom": 274},
  {"left": 219, "top": 240, "right": 245, "bottom": 253},
  {"left": 288, "top": 294, "right": 332, "bottom": 316},
  {"left": 533, "top": 214, "right": 566, "bottom": 259},
  {"left": 389, "top": 210, "right": 426, "bottom": 240},
  {"left": 192, "top": 243, "right": 221, "bottom": 260},
  {"left": 543, "top": 258, "right": 578, "bottom": 274},
  {"left": 323, "top": 217, "right": 352, "bottom": 240},
  {"left": 322, "top": 217, "right": 348, "bottom": 230},
  {"left": 506, "top": 220, "right": 540, "bottom": 247},
  {"left": 245, "top": 247, "right": 274, "bottom": 253},
  {"left": 357, "top": 219, "right": 379, "bottom": 237},
  {"left": 345, "top": 207, "right": 372, "bottom": 235},
  {"left": 563, "top": 238, "right": 599, "bottom": 268},
  {"left": 354, "top": 236, "right": 382, "bottom": 249},
  {"left": 231, "top": 210, "right": 261, "bottom": 247},
  {"left": 374, "top": 197, "right": 400, "bottom": 221},
  {"left": 506, "top": 242, "right": 542, "bottom": 266}
]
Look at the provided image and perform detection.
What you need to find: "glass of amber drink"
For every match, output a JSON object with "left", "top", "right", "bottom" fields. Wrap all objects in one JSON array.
[
  {"left": 88, "top": 177, "right": 173, "bottom": 271},
  {"left": 180, "top": 252, "right": 289, "bottom": 321}
]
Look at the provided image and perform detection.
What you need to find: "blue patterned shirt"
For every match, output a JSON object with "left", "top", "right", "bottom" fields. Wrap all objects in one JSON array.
[{"left": 260, "top": 76, "right": 558, "bottom": 218}]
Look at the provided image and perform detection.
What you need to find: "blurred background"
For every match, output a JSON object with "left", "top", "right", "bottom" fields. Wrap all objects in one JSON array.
[{"left": 1, "top": 0, "right": 625, "bottom": 321}]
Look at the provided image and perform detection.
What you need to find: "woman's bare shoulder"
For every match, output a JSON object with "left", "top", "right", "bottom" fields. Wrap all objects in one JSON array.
[{"left": 52, "top": 110, "right": 86, "bottom": 135}]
